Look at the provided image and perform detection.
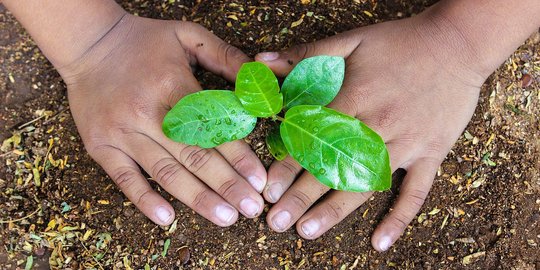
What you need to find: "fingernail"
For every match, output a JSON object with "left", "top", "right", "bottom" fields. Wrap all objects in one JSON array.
[
  {"left": 247, "top": 176, "right": 264, "bottom": 193},
  {"left": 155, "top": 206, "right": 173, "bottom": 224},
  {"left": 301, "top": 219, "right": 320, "bottom": 237},
  {"left": 267, "top": 183, "right": 284, "bottom": 202},
  {"left": 258, "top": 52, "right": 279, "bottom": 61},
  {"left": 239, "top": 197, "right": 261, "bottom": 217},
  {"left": 272, "top": 210, "right": 291, "bottom": 231},
  {"left": 378, "top": 235, "right": 393, "bottom": 251},
  {"left": 215, "top": 204, "right": 236, "bottom": 224}
]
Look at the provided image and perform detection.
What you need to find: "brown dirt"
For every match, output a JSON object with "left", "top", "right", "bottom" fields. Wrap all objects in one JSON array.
[{"left": 1, "top": 1, "right": 539, "bottom": 269}]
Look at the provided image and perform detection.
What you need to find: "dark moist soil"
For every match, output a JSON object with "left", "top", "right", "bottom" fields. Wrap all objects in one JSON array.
[{"left": 1, "top": 1, "right": 540, "bottom": 269}]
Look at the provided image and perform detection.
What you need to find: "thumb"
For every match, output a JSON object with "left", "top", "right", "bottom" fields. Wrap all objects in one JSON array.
[
  {"left": 176, "top": 22, "right": 250, "bottom": 82},
  {"left": 255, "top": 29, "right": 364, "bottom": 77}
]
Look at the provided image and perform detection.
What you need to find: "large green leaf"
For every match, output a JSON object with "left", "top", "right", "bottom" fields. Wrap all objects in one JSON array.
[
  {"left": 280, "top": 105, "right": 391, "bottom": 192},
  {"left": 266, "top": 126, "right": 288, "bottom": 161},
  {"left": 235, "top": 62, "right": 283, "bottom": 117},
  {"left": 162, "top": 90, "right": 257, "bottom": 148},
  {"left": 281, "top": 55, "right": 345, "bottom": 109}
]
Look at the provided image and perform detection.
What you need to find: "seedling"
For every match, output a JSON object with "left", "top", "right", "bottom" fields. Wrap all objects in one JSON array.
[{"left": 162, "top": 56, "right": 391, "bottom": 192}]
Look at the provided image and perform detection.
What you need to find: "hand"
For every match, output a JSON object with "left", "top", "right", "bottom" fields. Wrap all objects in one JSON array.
[
  {"left": 60, "top": 14, "right": 267, "bottom": 227},
  {"left": 255, "top": 9, "right": 491, "bottom": 250}
]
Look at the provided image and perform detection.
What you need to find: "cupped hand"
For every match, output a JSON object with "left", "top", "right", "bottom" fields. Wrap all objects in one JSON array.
[
  {"left": 255, "top": 9, "right": 490, "bottom": 251},
  {"left": 59, "top": 14, "right": 267, "bottom": 227}
]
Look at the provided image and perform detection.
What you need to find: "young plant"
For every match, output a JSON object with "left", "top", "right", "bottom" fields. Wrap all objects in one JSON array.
[{"left": 162, "top": 56, "right": 391, "bottom": 192}]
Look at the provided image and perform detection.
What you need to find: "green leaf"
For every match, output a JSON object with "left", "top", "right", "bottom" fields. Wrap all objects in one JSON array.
[
  {"left": 25, "top": 255, "right": 33, "bottom": 270},
  {"left": 162, "top": 238, "right": 171, "bottom": 257},
  {"left": 266, "top": 126, "right": 288, "bottom": 161},
  {"left": 235, "top": 62, "right": 283, "bottom": 117},
  {"left": 163, "top": 90, "right": 257, "bottom": 148},
  {"left": 281, "top": 56, "right": 345, "bottom": 109},
  {"left": 280, "top": 105, "right": 391, "bottom": 192}
]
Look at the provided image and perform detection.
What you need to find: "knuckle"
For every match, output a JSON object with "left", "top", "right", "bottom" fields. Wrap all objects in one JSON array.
[
  {"left": 191, "top": 189, "right": 211, "bottom": 210},
  {"left": 323, "top": 201, "right": 344, "bottom": 220},
  {"left": 133, "top": 189, "right": 154, "bottom": 207},
  {"left": 292, "top": 42, "right": 314, "bottom": 62},
  {"left": 219, "top": 42, "right": 245, "bottom": 62},
  {"left": 217, "top": 178, "right": 241, "bottom": 199},
  {"left": 151, "top": 157, "right": 184, "bottom": 188},
  {"left": 279, "top": 159, "right": 300, "bottom": 178},
  {"left": 230, "top": 152, "right": 249, "bottom": 173},
  {"left": 288, "top": 189, "right": 313, "bottom": 210},
  {"left": 112, "top": 167, "right": 140, "bottom": 190},
  {"left": 374, "top": 102, "right": 403, "bottom": 129},
  {"left": 424, "top": 141, "right": 446, "bottom": 158},
  {"left": 405, "top": 188, "right": 429, "bottom": 208},
  {"left": 179, "top": 146, "right": 212, "bottom": 173},
  {"left": 153, "top": 70, "right": 182, "bottom": 93},
  {"left": 388, "top": 211, "right": 410, "bottom": 230}
]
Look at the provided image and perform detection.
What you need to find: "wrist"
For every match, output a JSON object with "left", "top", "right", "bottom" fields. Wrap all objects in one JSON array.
[
  {"left": 3, "top": 0, "right": 127, "bottom": 69},
  {"left": 417, "top": 0, "right": 540, "bottom": 83}
]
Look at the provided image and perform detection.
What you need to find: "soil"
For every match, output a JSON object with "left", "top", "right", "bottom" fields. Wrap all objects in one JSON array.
[{"left": 1, "top": 1, "right": 539, "bottom": 269}]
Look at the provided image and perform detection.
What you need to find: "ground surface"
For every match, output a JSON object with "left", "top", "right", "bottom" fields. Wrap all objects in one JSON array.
[{"left": 1, "top": 1, "right": 539, "bottom": 269}]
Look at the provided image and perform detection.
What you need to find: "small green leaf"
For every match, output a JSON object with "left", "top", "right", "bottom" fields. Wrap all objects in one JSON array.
[
  {"left": 235, "top": 62, "right": 283, "bottom": 117},
  {"left": 25, "top": 255, "right": 33, "bottom": 270},
  {"left": 163, "top": 90, "right": 257, "bottom": 148},
  {"left": 162, "top": 239, "right": 171, "bottom": 257},
  {"left": 60, "top": 202, "right": 71, "bottom": 214},
  {"left": 281, "top": 56, "right": 345, "bottom": 109},
  {"left": 280, "top": 105, "right": 391, "bottom": 192},
  {"left": 266, "top": 126, "right": 288, "bottom": 161}
]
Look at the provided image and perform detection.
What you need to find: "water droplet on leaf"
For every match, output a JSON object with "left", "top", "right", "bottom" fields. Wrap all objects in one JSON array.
[{"left": 318, "top": 168, "right": 326, "bottom": 174}]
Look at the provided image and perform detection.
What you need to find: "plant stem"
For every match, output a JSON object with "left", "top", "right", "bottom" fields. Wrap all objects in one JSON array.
[{"left": 274, "top": 115, "right": 285, "bottom": 122}]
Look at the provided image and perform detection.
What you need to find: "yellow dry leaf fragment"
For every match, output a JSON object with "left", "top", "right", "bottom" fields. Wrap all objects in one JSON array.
[
  {"left": 82, "top": 229, "right": 94, "bottom": 241},
  {"left": 32, "top": 168, "right": 41, "bottom": 187},
  {"left": 1, "top": 133, "right": 22, "bottom": 152},
  {"left": 256, "top": 235, "right": 267, "bottom": 243},
  {"left": 98, "top": 200, "right": 110, "bottom": 205},
  {"left": 428, "top": 208, "right": 441, "bottom": 215},
  {"left": 291, "top": 17, "right": 304, "bottom": 28},
  {"left": 46, "top": 219, "right": 57, "bottom": 232}
]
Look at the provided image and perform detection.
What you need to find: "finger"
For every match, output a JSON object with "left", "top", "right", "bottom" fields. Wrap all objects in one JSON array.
[
  {"left": 254, "top": 29, "right": 364, "bottom": 77},
  {"left": 296, "top": 190, "right": 373, "bottom": 239},
  {"left": 371, "top": 157, "right": 441, "bottom": 252},
  {"left": 115, "top": 134, "right": 243, "bottom": 226},
  {"left": 263, "top": 155, "right": 303, "bottom": 203},
  {"left": 267, "top": 172, "right": 329, "bottom": 232},
  {"left": 215, "top": 140, "right": 267, "bottom": 193},
  {"left": 88, "top": 144, "right": 175, "bottom": 226},
  {"left": 140, "top": 131, "right": 264, "bottom": 218},
  {"left": 176, "top": 22, "right": 250, "bottom": 81}
]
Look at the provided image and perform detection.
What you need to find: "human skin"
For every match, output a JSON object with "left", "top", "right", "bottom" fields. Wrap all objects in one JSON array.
[
  {"left": 2, "top": 0, "right": 268, "bottom": 227},
  {"left": 256, "top": 0, "right": 540, "bottom": 251}
]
